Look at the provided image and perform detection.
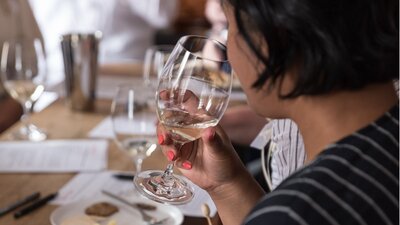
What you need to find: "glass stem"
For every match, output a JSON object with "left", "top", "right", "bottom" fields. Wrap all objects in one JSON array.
[
  {"left": 135, "top": 157, "right": 143, "bottom": 174},
  {"left": 21, "top": 101, "right": 33, "bottom": 129},
  {"left": 162, "top": 142, "right": 183, "bottom": 180},
  {"left": 163, "top": 162, "right": 174, "bottom": 177}
]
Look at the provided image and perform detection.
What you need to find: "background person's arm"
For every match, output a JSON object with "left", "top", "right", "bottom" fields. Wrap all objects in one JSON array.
[{"left": 0, "top": 96, "right": 22, "bottom": 133}]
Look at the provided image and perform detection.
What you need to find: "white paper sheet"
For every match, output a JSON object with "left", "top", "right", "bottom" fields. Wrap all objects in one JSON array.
[
  {"left": 51, "top": 171, "right": 133, "bottom": 205},
  {"left": 34, "top": 91, "right": 59, "bottom": 112},
  {"left": 88, "top": 116, "right": 157, "bottom": 139},
  {"left": 88, "top": 117, "right": 115, "bottom": 139},
  {"left": 51, "top": 171, "right": 217, "bottom": 217},
  {"left": 0, "top": 140, "right": 108, "bottom": 172}
]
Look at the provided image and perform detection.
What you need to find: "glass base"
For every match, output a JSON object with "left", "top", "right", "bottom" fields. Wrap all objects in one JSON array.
[
  {"left": 10, "top": 124, "right": 47, "bottom": 141},
  {"left": 134, "top": 170, "right": 194, "bottom": 205}
]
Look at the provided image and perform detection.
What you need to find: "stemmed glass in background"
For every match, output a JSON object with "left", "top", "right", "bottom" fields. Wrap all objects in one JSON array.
[
  {"left": 143, "top": 45, "right": 174, "bottom": 89},
  {"left": 111, "top": 84, "right": 158, "bottom": 177},
  {"left": 0, "top": 38, "right": 47, "bottom": 141},
  {"left": 143, "top": 45, "right": 174, "bottom": 105},
  {"left": 134, "top": 35, "right": 232, "bottom": 204}
]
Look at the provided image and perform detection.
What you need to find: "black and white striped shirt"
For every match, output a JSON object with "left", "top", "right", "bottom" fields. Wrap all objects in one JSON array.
[{"left": 245, "top": 105, "right": 399, "bottom": 225}]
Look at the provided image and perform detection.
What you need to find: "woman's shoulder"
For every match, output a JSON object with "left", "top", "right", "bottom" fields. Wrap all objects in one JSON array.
[
  {"left": 246, "top": 154, "right": 398, "bottom": 225},
  {"left": 246, "top": 111, "right": 399, "bottom": 224},
  {"left": 244, "top": 106, "right": 399, "bottom": 225},
  {"left": 320, "top": 104, "right": 399, "bottom": 176}
]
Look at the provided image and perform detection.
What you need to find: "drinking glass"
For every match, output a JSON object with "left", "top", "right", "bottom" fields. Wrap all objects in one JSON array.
[
  {"left": 0, "top": 38, "right": 47, "bottom": 141},
  {"left": 111, "top": 84, "right": 158, "bottom": 176},
  {"left": 134, "top": 35, "right": 232, "bottom": 204},
  {"left": 143, "top": 45, "right": 174, "bottom": 88},
  {"left": 143, "top": 45, "right": 174, "bottom": 105}
]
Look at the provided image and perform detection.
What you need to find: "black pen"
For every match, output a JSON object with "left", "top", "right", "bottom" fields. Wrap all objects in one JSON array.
[
  {"left": 0, "top": 192, "right": 40, "bottom": 217},
  {"left": 113, "top": 173, "right": 135, "bottom": 181},
  {"left": 13, "top": 192, "right": 58, "bottom": 219}
]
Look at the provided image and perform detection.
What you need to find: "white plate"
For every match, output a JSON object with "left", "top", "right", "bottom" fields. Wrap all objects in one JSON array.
[{"left": 50, "top": 195, "right": 184, "bottom": 225}]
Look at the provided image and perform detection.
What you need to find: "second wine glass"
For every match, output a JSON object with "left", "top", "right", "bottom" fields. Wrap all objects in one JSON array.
[
  {"left": 142, "top": 45, "right": 174, "bottom": 107},
  {"left": 134, "top": 35, "right": 232, "bottom": 205},
  {"left": 111, "top": 84, "right": 158, "bottom": 176},
  {"left": 0, "top": 38, "right": 47, "bottom": 141},
  {"left": 143, "top": 45, "right": 174, "bottom": 89}
]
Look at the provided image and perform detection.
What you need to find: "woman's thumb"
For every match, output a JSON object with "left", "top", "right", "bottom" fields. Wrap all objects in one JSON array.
[{"left": 202, "top": 126, "right": 225, "bottom": 149}]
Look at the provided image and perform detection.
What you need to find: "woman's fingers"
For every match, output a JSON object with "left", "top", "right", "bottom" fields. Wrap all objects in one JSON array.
[
  {"left": 157, "top": 122, "right": 199, "bottom": 169},
  {"left": 175, "top": 142, "right": 197, "bottom": 170},
  {"left": 157, "top": 121, "right": 229, "bottom": 170},
  {"left": 202, "top": 126, "right": 227, "bottom": 150},
  {"left": 175, "top": 126, "right": 223, "bottom": 170},
  {"left": 156, "top": 122, "right": 177, "bottom": 160},
  {"left": 156, "top": 122, "right": 172, "bottom": 145}
]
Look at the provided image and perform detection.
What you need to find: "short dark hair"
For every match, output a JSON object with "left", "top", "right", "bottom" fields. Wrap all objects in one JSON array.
[{"left": 226, "top": 0, "right": 399, "bottom": 98}]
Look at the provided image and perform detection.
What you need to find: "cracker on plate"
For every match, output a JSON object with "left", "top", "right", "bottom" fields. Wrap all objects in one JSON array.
[{"left": 84, "top": 202, "right": 119, "bottom": 217}]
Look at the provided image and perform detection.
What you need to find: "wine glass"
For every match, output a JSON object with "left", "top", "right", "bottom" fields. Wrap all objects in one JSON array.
[
  {"left": 111, "top": 84, "right": 158, "bottom": 176},
  {"left": 134, "top": 35, "right": 232, "bottom": 204},
  {"left": 143, "top": 45, "right": 175, "bottom": 87},
  {"left": 143, "top": 45, "right": 174, "bottom": 105},
  {"left": 0, "top": 38, "right": 47, "bottom": 141}
]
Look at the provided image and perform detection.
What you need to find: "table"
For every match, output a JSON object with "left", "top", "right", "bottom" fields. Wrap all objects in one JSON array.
[{"left": 0, "top": 98, "right": 221, "bottom": 225}]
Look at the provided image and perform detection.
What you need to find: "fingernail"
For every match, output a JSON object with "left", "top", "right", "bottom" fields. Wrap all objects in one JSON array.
[
  {"left": 167, "top": 150, "right": 175, "bottom": 161},
  {"left": 182, "top": 161, "right": 192, "bottom": 170},
  {"left": 158, "top": 134, "right": 164, "bottom": 145}
]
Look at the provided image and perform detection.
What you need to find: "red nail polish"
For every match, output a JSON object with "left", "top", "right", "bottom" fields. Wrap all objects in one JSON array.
[
  {"left": 158, "top": 134, "right": 164, "bottom": 145},
  {"left": 167, "top": 150, "right": 175, "bottom": 161},
  {"left": 182, "top": 161, "right": 192, "bottom": 170}
]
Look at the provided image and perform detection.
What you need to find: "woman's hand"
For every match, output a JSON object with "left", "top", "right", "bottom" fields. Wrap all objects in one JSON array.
[
  {"left": 156, "top": 122, "right": 248, "bottom": 192},
  {"left": 157, "top": 122, "right": 265, "bottom": 225}
]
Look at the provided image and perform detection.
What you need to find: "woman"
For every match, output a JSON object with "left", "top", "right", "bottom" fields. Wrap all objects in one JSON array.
[{"left": 157, "top": 0, "right": 399, "bottom": 224}]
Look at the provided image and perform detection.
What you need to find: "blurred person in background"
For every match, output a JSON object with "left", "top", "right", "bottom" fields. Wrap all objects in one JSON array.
[
  {"left": 0, "top": 0, "right": 43, "bottom": 133},
  {"left": 205, "top": 0, "right": 227, "bottom": 42},
  {"left": 28, "top": 0, "right": 178, "bottom": 86}
]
